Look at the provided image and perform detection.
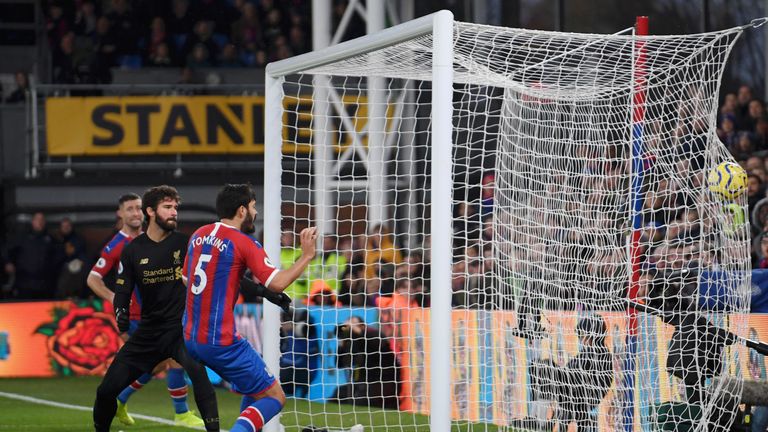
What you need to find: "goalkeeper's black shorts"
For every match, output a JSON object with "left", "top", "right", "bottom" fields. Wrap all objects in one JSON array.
[{"left": 114, "top": 323, "right": 188, "bottom": 372}]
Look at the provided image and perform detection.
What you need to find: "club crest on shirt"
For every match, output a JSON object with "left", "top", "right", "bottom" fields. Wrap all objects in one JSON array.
[
  {"left": 173, "top": 250, "right": 182, "bottom": 265},
  {"left": 140, "top": 258, "right": 149, "bottom": 265}
]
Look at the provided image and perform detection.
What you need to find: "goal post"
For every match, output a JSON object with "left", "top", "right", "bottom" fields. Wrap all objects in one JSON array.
[
  {"left": 264, "top": 11, "right": 455, "bottom": 432},
  {"left": 264, "top": 9, "right": 754, "bottom": 432}
]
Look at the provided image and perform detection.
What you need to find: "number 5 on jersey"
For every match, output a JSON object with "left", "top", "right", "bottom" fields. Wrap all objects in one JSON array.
[{"left": 191, "top": 253, "right": 212, "bottom": 295}]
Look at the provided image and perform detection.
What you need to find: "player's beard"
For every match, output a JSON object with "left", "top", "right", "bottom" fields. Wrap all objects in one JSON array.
[
  {"left": 241, "top": 211, "right": 256, "bottom": 234},
  {"left": 155, "top": 214, "right": 177, "bottom": 232}
]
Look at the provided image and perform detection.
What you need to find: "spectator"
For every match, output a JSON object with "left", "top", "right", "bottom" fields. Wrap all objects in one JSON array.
[
  {"left": 718, "top": 115, "right": 738, "bottom": 148},
  {"left": 306, "top": 280, "right": 339, "bottom": 307},
  {"left": 217, "top": 43, "right": 242, "bottom": 68},
  {"left": 253, "top": 49, "right": 267, "bottom": 67},
  {"left": 395, "top": 251, "right": 424, "bottom": 280},
  {"left": 42, "top": 0, "right": 311, "bottom": 74},
  {"left": 73, "top": 0, "right": 98, "bottom": 37},
  {"left": 6, "top": 212, "right": 56, "bottom": 299},
  {"left": 392, "top": 278, "right": 424, "bottom": 308},
  {"left": 167, "top": 0, "right": 196, "bottom": 36},
  {"left": 262, "top": 7, "right": 287, "bottom": 48},
  {"left": 333, "top": 316, "right": 400, "bottom": 409},
  {"left": 748, "top": 99, "right": 766, "bottom": 134},
  {"left": 735, "top": 85, "right": 753, "bottom": 130},
  {"left": 279, "top": 309, "right": 318, "bottom": 398},
  {"left": 746, "top": 156, "right": 764, "bottom": 172},
  {"left": 528, "top": 315, "right": 613, "bottom": 432},
  {"left": 363, "top": 224, "right": 402, "bottom": 279},
  {"left": 281, "top": 230, "right": 309, "bottom": 301},
  {"left": 106, "top": 0, "right": 139, "bottom": 57},
  {"left": 756, "top": 233, "right": 768, "bottom": 269},
  {"left": 86, "top": 16, "right": 117, "bottom": 83},
  {"left": 756, "top": 118, "right": 768, "bottom": 148},
  {"left": 182, "top": 21, "right": 218, "bottom": 66},
  {"left": 148, "top": 42, "right": 175, "bottom": 67},
  {"left": 52, "top": 218, "right": 88, "bottom": 298},
  {"left": 46, "top": 2, "right": 70, "bottom": 47},
  {"left": 143, "top": 17, "right": 171, "bottom": 64},
  {"left": 338, "top": 261, "right": 367, "bottom": 307},
  {"left": 732, "top": 132, "right": 756, "bottom": 161},
  {"left": 231, "top": 2, "right": 262, "bottom": 52},
  {"left": 5, "top": 71, "right": 29, "bottom": 104},
  {"left": 288, "top": 25, "right": 307, "bottom": 54},
  {"left": 271, "top": 35, "right": 293, "bottom": 62},
  {"left": 308, "top": 235, "right": 348, "bottom": 294},
  {"left": 748, "top": 174, "right": 765, "bottom": 211},
  {"left": 187, "top": 43, "right": 213, "bottom": 68},
  {"left": 453, "top": 201, "right": 481, "bottom": 256},
  {"left": 719, "top": 92, "right": 737, "bottom": 118},
  {"left": 481, "top": 173, "right": 495, "bottom": 216},
  {"left": 52, "top": 32, "right": 77, "bottom": 84}
]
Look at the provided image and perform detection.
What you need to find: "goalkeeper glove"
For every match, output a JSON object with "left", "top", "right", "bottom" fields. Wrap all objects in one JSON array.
[
  {"left": 114, "top": 307, "right": 129, "bottom": 333},
  {"left": 239, "top": 277, "right": 293, "bottom": 313}
]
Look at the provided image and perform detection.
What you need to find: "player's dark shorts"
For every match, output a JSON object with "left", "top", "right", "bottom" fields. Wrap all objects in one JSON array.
[
  {"left": 116, "top": 324, "right": 187, "bottom": 372},
  {"left": 185, "top": 337, "right": 277, "bottom": 396}
]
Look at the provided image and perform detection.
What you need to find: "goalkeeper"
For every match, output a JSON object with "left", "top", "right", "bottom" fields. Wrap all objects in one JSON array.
[
  {"left": 92, "top": 186, "right": 219, "bottom": 431},
  {"left": 529, "top": 314, "right": 613, "bottom": 432}
]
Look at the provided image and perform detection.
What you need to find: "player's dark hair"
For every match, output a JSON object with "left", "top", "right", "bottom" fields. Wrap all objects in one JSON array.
[
  {"left": 142, "top": 185, "right": 181, "bottom": 218},
  {"left": 216, "top": 183, "right": 256, "bottom": 219},
  {"left": 118, "top": 193, "right": 140, "bottom": 206}
]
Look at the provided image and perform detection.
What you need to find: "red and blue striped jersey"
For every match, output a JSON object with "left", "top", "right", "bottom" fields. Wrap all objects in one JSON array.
[
  {"left": 183, "top": 222, "right": 279, "bottom": 346},
  {"left": 90, "top": 230, "right": 142, "bottom": 320}
]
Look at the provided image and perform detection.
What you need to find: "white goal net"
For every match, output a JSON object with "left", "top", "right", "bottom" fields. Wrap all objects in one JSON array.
[{"left": 264, "top": 11, "right": 753, "bottom": 432}]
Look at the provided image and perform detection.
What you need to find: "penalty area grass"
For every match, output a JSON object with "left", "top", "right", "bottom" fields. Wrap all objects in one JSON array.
[{"left": 0, "top": 377, "right": 510, "bottom": 431}]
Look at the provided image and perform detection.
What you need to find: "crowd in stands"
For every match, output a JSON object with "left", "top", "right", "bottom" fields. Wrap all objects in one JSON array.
[
  {"left": 719, "top": 85, "right": 768, "bottom": 268},
  {"left": 4, "top": 83, "right": 768, "bottom": 308},
  {"left": 43, "top": 0, "right": 312, "bottom": 84},
  {"left": 1, "top": 212, "right": 88, "bottom": 300}
]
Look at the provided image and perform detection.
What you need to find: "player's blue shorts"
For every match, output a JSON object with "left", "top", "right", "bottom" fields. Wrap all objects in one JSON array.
[
  {"left": 185, "top": 337, "right": 276, "bottom": 396},
  {"left": 128, "top": 319, "right": 140, "bottom": 336}
]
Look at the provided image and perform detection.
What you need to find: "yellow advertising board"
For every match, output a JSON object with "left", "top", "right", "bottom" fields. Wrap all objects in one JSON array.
[
  {"left": 46, "top": 96, "right": 267, "bottom": 155},
  {"left": 45, "top": 95, "right": 385, "bottom": 156}
]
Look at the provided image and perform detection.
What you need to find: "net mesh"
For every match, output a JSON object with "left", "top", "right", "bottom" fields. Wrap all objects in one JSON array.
[{"left": 272, "top": 20, "right": 751, "bottom": 432}]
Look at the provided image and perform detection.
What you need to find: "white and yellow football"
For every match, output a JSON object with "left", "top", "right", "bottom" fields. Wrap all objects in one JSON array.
[{"left": 708, "top": 161, "right": 748, "bottom": 200}]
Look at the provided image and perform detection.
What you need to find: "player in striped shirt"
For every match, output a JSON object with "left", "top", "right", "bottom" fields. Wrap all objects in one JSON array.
[
  {"left": 87, "top": 193, "right": 204, "bottom": 428},
  {"left": 184, "top": 184, "right": 316, "bottom": 432}
]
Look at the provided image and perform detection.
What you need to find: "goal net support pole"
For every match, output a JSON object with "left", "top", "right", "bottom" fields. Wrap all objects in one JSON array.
[{"left": 626, "top": 15, "right": 648, "bottom": 432}]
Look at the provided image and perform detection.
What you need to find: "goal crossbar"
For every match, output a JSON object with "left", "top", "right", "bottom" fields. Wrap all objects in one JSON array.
[{"left": 266, "top": 11, "right": 449, "bottom": 78}]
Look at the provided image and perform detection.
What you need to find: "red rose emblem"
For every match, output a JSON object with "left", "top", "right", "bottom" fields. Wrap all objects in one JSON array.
[{"left": 46, "top": 306, "right": 123, "bottom": 375}]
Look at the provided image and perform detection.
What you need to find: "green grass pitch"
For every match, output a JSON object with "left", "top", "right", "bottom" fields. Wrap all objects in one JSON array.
[{"left": 0, "top": 377, "right": 507, "bottom": 431}]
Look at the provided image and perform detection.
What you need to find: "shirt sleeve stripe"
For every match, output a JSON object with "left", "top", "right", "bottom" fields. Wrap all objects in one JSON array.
[{"left": 263, "top": 268, "right": 279, "bottom": 288}]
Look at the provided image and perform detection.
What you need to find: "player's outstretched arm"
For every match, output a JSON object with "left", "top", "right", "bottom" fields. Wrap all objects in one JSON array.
[
  {"left": 267, "top": 227, "right": 317, "bottom": 292},
  {"left": 240, "top": 277, "right": 292, "bottom": 312}
]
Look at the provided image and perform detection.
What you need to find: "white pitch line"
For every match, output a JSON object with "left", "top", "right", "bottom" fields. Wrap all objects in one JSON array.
[{"left": 0, "top": 390, "right": 227, "bottom": 431}]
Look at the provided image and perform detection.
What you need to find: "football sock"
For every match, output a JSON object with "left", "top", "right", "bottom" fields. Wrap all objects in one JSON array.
[
  {"left": 166, "top": 368, "right": 190, "bottom": 414},
  {"left": 117, "top": 373, "right": 151, "bottom": 403},
  {"left": 231, "top": 397, "right": 282, "bottom": 432}
]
